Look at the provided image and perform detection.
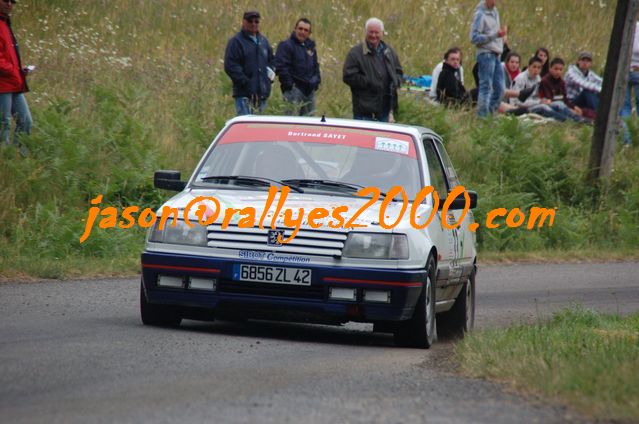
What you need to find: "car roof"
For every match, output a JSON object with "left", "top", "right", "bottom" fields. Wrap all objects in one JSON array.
[{"left": 223, "top": 115, "right": 441, "bottom": 141}]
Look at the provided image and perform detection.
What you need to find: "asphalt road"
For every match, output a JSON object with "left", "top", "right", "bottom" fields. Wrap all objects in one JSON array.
[{"left": 1, "top": 262, "right": 637, "bottom": 424}]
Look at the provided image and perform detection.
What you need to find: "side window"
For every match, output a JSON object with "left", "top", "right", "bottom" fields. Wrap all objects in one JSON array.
[
  {"left": 433, "top": 139, "right": 460, "bottom": 188},
  {"left": 422, "top": 137, "right": 448, "bottom": 199}
]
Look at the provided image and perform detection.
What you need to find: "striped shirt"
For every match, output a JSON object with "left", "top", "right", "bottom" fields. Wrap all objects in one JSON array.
[{"left": 565, "top": 64, "right": 602, "bottom": 101}]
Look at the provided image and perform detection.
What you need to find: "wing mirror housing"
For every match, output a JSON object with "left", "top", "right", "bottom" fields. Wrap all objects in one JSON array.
[{"left": 154, "top": 170, "right": 186, "bottom": 191}]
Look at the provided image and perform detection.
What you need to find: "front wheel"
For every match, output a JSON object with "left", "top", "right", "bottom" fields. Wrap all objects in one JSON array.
[
  {"left": 394, "top": 255, "right": 437, "bottom": 348},
  {"left": 437, "top": 267, "right": 475, "bottom": 339},
  {"left": 140, "top": 281, "right": 182, "bottom": 327}
]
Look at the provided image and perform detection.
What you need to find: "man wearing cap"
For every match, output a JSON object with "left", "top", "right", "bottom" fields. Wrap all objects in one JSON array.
[
  {"left": 0, "top": 0, "right": 32, "bottom": 153},
  {"left": 565, "top": 51, "right": 602, "bottom": 112},
  {"left": 224, "top": 10, "right": 275, "bottom": 116},
  {"left": 342, "top": 17, "right": 403, "bottom": 122},
  {"left": 274, "top": 18, "right": 321, "bottom": 116}
]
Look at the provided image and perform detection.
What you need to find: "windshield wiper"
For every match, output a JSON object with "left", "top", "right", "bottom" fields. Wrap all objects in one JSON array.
[
  {"left": 201, "top": 175, "right": 304, "bottom": 193},
  {"left": 282, "top": 179, "right": 389, "bottom": 198}
]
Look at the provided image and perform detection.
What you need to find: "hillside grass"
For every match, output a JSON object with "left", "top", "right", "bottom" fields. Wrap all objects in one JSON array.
[
  {"left": 456, "top": 307, "right": 639, "bottom": 421},
  {"left": 1, "top": 0, "right": 638, "bottom": 279}
]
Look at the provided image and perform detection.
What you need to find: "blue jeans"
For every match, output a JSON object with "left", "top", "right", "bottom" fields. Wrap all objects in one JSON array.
[
  {"left": 528, "top": 104, "right": 570, "bottom": 121},
  {"left": 283, "top": 86, "right": 316, "bottom": 116},
  {"left": 234, "top": 96, "right": 267, "bottom": 116},
  {"left": 0, "top": 92, "right": 32, "bottom": 145},
  {"left": 572, "top": 90, "right": 599, "bottom": 111},
  {"left": 620, "top": 71, "right": 639, "bottom": 145},
  {"left": 549, "top": 101, "right": 589, "bottom": 123},
  {"left": 620, "top": 71, "right": 639, "bottom": 118},
  {"left": 476, "top": 52, "right": 504, "bottom": 117}
]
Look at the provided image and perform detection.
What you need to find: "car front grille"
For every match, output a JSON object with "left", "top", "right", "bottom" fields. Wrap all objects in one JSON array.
[{"left": 207, "top": 224, "right": 347, "bottom": 257}]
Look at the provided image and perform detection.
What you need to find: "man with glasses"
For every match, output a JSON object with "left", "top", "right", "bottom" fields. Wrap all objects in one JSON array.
[
  {"left": 274, "top": 18, "right": 321, "bottom": 116},
  {"left": 224, "top": 10, "right": 275, "bottom": 116},
  {"left": 0, "top": 0, "right": 32, "bottom": 154}
]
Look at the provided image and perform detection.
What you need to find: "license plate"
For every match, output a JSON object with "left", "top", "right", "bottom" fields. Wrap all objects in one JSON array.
[{"left": 232, "top": 264, "right": 312, "bottom": 286}]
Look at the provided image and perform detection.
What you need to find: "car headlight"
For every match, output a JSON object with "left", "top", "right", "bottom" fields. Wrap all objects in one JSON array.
[
  {"left": 148, "top": 220, "right": 208, "bottom": 247},
  {"left": 342, "top": 233, "right": 409, "bottom": 259}
]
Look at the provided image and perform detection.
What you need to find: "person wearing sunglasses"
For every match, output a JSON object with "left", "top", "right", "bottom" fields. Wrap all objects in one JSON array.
[
  {"left": 0, "top": 0, "right": 32, "bottom": 154},
  {"left": 224, "top": 10, "right": 275, "bottom": 116}
]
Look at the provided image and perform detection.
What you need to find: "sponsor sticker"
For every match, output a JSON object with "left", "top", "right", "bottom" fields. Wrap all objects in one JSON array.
[
  {"left": 375, "top": 137, "right": 410, "bottom": 155},
  {"left": 238, "top": 250, "right": 311, "bottom": 264}
]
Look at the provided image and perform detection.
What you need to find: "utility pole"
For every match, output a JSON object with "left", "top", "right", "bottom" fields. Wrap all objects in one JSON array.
[{"left": 588, "top": 0, "right": 639, "bottom": 184}]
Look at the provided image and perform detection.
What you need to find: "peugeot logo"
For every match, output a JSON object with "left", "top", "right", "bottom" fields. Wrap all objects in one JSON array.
[{"left": 267, "top": 230, "right": 285, "bottom": 247}]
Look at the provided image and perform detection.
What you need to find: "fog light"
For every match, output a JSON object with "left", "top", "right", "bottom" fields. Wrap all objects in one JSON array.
[
  {"left": 157, "top": 275, "right": 184, "bottom": 288},
  {"left": 329, "top": 287, "right": 356, "bottom": 301},
  {"left": 364, "top": 290, "right": 391, "bottom": 303},
  {"left": 189, "top": 277, "right": 217, "bottom": 291}
]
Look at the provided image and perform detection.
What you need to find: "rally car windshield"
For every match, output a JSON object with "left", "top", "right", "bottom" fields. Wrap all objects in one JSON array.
[{"left": 192, "top": 123, "right": 422, "bottom": 198}]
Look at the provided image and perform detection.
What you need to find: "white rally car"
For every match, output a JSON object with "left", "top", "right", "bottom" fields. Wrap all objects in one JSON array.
[{"left": 141, "top": 116, "right": 477, "bottom": 348}]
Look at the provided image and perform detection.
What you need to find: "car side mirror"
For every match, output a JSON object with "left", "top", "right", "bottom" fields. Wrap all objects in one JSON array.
[
  {"left": 442, "top": 189, "right": 478, "bottom": 210},
  {"left": 154, "top": 170, "right": 186, "bottom": 191}
]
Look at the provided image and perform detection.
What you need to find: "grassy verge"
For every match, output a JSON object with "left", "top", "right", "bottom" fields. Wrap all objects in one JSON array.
[
  {"left": 1, "top": 1, "right": 638, "bottom": 279},
  {"left": 456, "top": 308, "right": 639, "bottom": 421}
]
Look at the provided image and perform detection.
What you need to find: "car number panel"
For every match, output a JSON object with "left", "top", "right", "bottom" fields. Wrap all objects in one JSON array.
[{"left": 233, "top": 264, "right": 312, "bottom": 286}]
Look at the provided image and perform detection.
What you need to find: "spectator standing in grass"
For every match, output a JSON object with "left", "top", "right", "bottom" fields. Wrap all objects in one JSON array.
[
  {"left": 539, "top": 57, "right": 589, "bottom": 123},
  {"left": 470, "top": 0, "right": 507, "bottom": 117},
  {"left": 565, "top": 51, "right": 601, "bottom": 116},
  {"left": 343, "top": 18, "right": 403, "bottom": 122},
  {"left": 224, "top": 10, "right": 275, "bottom": 116},
  {"left": 0, "top": 0, "right": 32, "bottom": 154},
  {"left": 620, "top": 19, "right": 639, "bottom": 145},
  {"left": 436, "top": 47, "right": 470, "bottom": 106},
  {"left": 275, "top": 18, "right": 321, "bottom": 116}
]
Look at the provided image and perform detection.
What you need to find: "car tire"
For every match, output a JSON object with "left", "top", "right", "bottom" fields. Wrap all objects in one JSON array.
[
  {"left": 437, "top": 267, "right": 475, "bottom": 339},
  {"left": 393, "top": 255, "right": 437, "bottom": 348},
  {"left": 140, "top": 281, "right": 182, "bottom": 327}
]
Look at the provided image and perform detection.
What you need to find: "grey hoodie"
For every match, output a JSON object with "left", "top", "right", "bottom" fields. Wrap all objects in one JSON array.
[{"left": 470, "top": 1, "right": 503, "bottom": 55}]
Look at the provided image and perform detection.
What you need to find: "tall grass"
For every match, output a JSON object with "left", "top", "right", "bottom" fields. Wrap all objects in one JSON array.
[{"left": 1, "top": 0, "right": 637, "bottom": 278}]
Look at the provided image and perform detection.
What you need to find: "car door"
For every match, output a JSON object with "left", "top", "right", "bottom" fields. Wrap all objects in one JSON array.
[
  {"left": 421, "top": 136, "right": 457, "bottom": 291},
  {"left": 432, "top": 138, "right": 475, "bottom": 281}
]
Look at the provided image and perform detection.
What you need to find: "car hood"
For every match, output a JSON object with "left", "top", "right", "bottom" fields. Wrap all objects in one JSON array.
[{"left": 161, "top": 188, "right": 418, "bottom": 230}]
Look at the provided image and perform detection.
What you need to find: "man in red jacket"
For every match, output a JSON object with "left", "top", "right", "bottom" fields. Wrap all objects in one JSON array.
[{"left": 0, "top": 0, "right": 32, "bottom": 152}]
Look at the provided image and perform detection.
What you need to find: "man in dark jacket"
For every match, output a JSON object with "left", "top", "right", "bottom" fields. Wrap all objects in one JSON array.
[
  {"left": 343, "top": 18, "right": 403, "bottom": 122},
  {"left": 0, "top": 0, "right": 32, "bottom": 153},
  {"left": 275, "top": 18, "right": 321, "bottom": 116},
  {"left": 436, "top": 47, "right": 470, "bottom": 106},
  {"left": 224, "top": 10, "right": 274, "bottom": 116}
]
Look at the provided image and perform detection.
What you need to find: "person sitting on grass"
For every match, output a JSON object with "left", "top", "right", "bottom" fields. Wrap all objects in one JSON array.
[
  {"left": 436, "top": 47, "right": 471, "bottom": 106},
  {"left": 429, "top": 52, "right": 465, "bottom": 103},
  {"left": 565, "top": 51, "right": 601, "bottom": 118},
  {"left": 511, "top": 56, "right": 585, "bottom": 122},
  {"left": 534, "top": 47, "right": 550, "bottom": 77},
  {"left": 539, "top": 57, "right": 590, "bottom": 123},
  {"left": 502, "top": 51, "right": 521, "bottom": 104}
]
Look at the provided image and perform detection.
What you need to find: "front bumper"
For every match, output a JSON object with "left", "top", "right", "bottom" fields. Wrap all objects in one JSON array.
[{"left": 141, "top": 251, "right": 426, "bottom": 323}]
